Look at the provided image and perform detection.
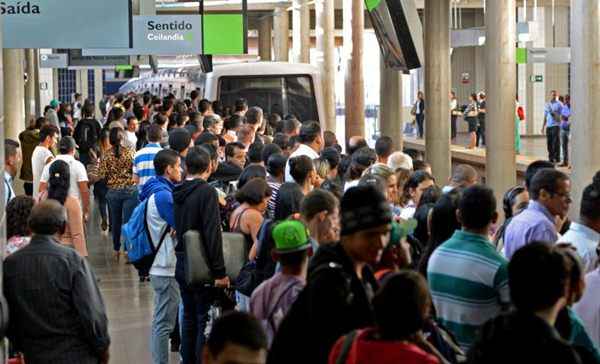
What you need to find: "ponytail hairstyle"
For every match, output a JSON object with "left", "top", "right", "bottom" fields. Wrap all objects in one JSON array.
[
  {"left": 47, "top": 160, "right": 70, "bottom": 205},
  {"left": 580, "top": 171, "right": 600, "bottom": 221},
  {"left": 109, "top": 127, "right": 124, "bottom": 158}
]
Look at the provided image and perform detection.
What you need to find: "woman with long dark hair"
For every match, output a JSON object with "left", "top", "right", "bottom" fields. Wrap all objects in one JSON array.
[
  {"left": 5, "top": 196, "right": 35, "bottom": 256},
  {"left": 99, "top": 127, "right": 138, "bottom": 261},
  {"left": 43, "top": 160, "right": 88, "bottom": 256}
]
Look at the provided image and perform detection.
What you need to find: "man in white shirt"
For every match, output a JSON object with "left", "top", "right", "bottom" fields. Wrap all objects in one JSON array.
[
  {"left": 558, "top": 179, "right": 600, "bottom": 272},
  {"left": 39, "top": 136, "right": 90, "bottom": 220},
  {"left": 125, "top": 116, "right": 139, "bottom": 150},
  {"left": 31, "top": 124, "right": 58, "bottom": 199},
  {"left": 4, "top": 139, "right": 21, "bottom": 205},
  {"left": 72, "top": 93, "right": 83, "bottom": 120},
  {"left": 285, "top": 121, "right": 323, "bottom": 182}
]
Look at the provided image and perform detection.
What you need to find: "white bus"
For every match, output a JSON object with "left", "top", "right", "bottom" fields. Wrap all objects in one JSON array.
[{"left": 119, "top": 62, "right": 325, "bottom": 123}]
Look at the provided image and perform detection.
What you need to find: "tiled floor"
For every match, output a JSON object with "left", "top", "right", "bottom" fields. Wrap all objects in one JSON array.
[{"left": 86, "top": 211, "right": 180, "bottom": 364}]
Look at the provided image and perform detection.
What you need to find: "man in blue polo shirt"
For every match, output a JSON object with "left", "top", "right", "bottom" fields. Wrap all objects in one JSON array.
[
  {"left": 133, "top": 123, "right": 163, "bottom": 189},
  {"left": 542, "top": 90, "right": 563, "bottom": 163}
]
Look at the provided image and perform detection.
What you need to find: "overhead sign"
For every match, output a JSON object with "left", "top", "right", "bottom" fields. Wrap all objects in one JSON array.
[
  {"left": 83, "top": 15, "right": 203, "bottom": 56},
  {"left": 3, "top": 0, "right": 132, "bottom": 49},
  {"left": 39, "top": 54, "right": 68, "bottom": 68},
  {"left": 528, "top": 48, "right": 571, "bottom": 64},
  {"left": 68, "top": 50, "right": 130, "bottom": 67}
]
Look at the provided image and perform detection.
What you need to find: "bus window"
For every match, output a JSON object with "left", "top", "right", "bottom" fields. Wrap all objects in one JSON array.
[{"left": 285, "top": 76, "right": 319, "bottom": 122}]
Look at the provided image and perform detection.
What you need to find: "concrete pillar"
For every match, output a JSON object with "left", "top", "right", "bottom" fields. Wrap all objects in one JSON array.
[
  {"left": 3, "top": 49, "right": 25, "bottom": 141},
  {"left": 292, "top": 0, "right": 310, "bottom": 63},
  {"left": 79, "top": 69, "right": 89, "bottom": 101},
  {"left": 424, "top": 0, "right": 451, "bottom": 184},
  {"left": 24, "top": 49, "right": 36, "bottom": 122},
  {"left": 258, "top": 16, "right": 273, "bottom": 61},
  {"left": 33, "top": 49, "right": 41, "bottom": 117},
  {"left": 570, "top": 1, "right": 600, "bottom": 219},
  {"left": 52, "top": 69, "right": 59, "bottom": 101},
  {"left": 380, "top": 59, "right": 403, "bottom": 150},
  {"left": 343, "top": 0, "right": 365, "bottom": 138},
  {"left": 273, "top": 6, "right": 290, "bottom": 62},
  {"left": 485, "top": 0, "right": 517, "bottom": 206},
  {"left": 315, "top": 0, "right": 336, "bottom": 132},
  {"left": 94, "top": 69, "right": 104, "bottom": 118},
  {"left": 0, "top": 1, "right": 7, "bottom": 335}
]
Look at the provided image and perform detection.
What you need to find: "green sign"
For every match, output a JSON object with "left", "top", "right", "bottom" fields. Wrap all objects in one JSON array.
[
  {"left": 516, "top": 48, "right": 528, "bottom": 64},
  {"left": 116, "top": 65, "right": 133, "bottom": 71},
  {"left": 365, "top": 0, "right": 382, "bottom": 11},
  {"left": 203, "top": 14, "right": 245, "bottom": 55},
  {"left": 530, "top": 75, "right": 544, "bottom": 83}
]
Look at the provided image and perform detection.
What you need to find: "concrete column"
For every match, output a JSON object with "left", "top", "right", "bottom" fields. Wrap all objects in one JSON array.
[
  {"left": 33, "top": 49, "right": 41, "bottom": 117},
  {"left": 79, "top": 70, "right": 89, "bottom": 101},
  {"left": 94, "top": 69, "right": 104, "bottom": 118},
  {"left": 292, "top": 0, "right": 310, "bottom": 63},
  {"left": 379, "top": 59, "right": 403, "bottom": 150},
  {"left": 570, "top": 1, "right": 600, "bottom": 219},
  {"left": 24, "top": 49, "right": 36, "bottom": 122},
  {"left": 52, "top": 69, "right": 59, "bottom": 101},
  {"left": 343, "top": 0, "right": 365, "bottom": 138},
  {"left": 273, "top": 7, "right": 290, "bottom": 62},
  {"left": 0, "top": 0, "right": 7, "bottom": 330},
  {"left": 3, "top": 49, "right": 25, "bottom": 141},
  {"left": 424, "top": 0, "right": 451, "bottom": 184},
  {"left": 315, "top": 0, "right": 336, "bottom": 132},
  {"left": 485, "top": 0, "right": 517, "bottom": 206},
  {"left": 258, "top": 16, "right": 273, "bottom": 61}
]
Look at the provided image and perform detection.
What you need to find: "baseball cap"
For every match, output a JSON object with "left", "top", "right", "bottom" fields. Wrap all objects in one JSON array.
[
  {"left": 272, "top": 220, "right": 311, "bottom": 254},
  {"left": 58, "top": 136, "right": 78, "bottom": 153},
  {"left": 50, "top": 99, "right": 60, "bottom": 108},
  {"left": 389, "top": 219, "right": 417, "bottom": 247}
]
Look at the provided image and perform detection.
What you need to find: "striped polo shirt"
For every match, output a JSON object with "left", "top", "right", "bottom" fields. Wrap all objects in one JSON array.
[
  {"left": 133, "top": 143, "right": 162, "bottom": 189},
  {"left": 427, "top": 230, "right": 510, "bottom": 351}
]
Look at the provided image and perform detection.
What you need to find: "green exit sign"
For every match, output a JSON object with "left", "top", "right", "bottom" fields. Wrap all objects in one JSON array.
[{"left": 530, "top": 75, "right": 543, "bottom": 83}]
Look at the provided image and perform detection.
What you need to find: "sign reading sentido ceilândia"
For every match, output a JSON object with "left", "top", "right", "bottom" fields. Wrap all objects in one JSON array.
[
  {"left": 2, "top": 0, "right": 132, "bottom": 49},
  {"left": 83, "top": 15, "right": 203, "bottom": 56}
]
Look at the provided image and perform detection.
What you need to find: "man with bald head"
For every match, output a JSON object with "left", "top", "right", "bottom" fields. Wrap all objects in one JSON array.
[{"left": 347, "top": 136, "right": 367, "bottom": 155}]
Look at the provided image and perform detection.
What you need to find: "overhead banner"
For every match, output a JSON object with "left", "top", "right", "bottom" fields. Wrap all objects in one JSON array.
[
  {"left": 39, "top": 54, "right": 68, "bottom": 68},
  {"left": 68, "top": 50, "right": 130, "bottom": 67},
  {"left": 83, "top": 15, "right": 203, "bottom": 56},
  {"left": 3, "top": 0, "right": 132, "bottom": 49}
]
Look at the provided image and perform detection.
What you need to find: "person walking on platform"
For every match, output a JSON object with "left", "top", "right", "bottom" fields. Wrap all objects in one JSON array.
[
  {"left": 450, "top": 91, "right": 459, "bottom": 141},
  {"left": 476, "top": 92, "right": 487, "bottom": 147},
  {"left": 515, "top": 97, "right": 525, "bottom": 154},
  {"left": 542, "top": 90, "right": 563, "bottom": 164},
  {"left": 464, "top": 93, "right": 479, "bottom": 149},
  {"left": 560, "top": 95, "right": 571, "bottom": 167},
  {"left": 413, "top": 91, "right": 426, "bottom": 139}
]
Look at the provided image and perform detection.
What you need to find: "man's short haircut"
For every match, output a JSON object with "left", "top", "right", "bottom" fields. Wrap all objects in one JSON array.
[
  {"left": 412, "top": 160, "right": 431, "bottom": 173},
  {"left": 388, "top": 151, "right": 413, "bottom": 171},
  {"left": 154, "top": 113, "right": 168, "bottom": 126},
  {"left": 198, "top": 143, "right": 218, "bottom": 162},
  {"left": 261, "top": 143, "right": 282, "bottom": 165},
  {"left": 206, "top": 311, "right": 267, "bottom": 358},
  {"left": 289, "top": 155, "right": 314, "bottom": 184},
  {"left": 235, "top": 98, "right": 248, "bottom": 112},
  {"left": 147, "top": 123, "right": 163, "bottom": 143},
  {"left": 34, "top": 117, "right": 47, "bottom": 129},
  {"left": 282, "top": 118, "right": 300, "bottom": 135},
  {"left": 247, "top": 142, "right": 264, "bottom": 164},
  {"left": 154, "top": 149, "right": 179, "bottom": 176},
  {"left": 529, "top": 168, "right": 569, "bottom": 200},
  {"left": 347, "top": 137, "right": 368, "bottom": 155},
  {"left": 195, "top": 132, "right": 218, "bottom": 146},
  {"left": 509, "top": 242, "right": 569, "bottom": 312},
  {"left": 203, "top": 115, "right": 221, "bottom": 131},
  {"left": 451, "top": 164, "right": 478, "bottom": 185},
  {"left": 39, "top": 124, "right": 59, "bottom": 142},
  {"left": 375, "top": 136, "right": 394, "bottom": 158},
  {"left": 225, "top": 142, "right": 246, "bottom": 159},
  {"left": 320, "top": 147, "right": 341, "bottom": 170},
  {"left": 185, "top": 146, "right": 211, "bottom": 175},
  {"left": 581, "top": 171, "right": 600, "bottom": 220},
  {"left": 190, "top": 90, "right": 199, "bottom": 101},
  {"left": 272, "top": 133, "right": 290, "bottom": 151},
  {"left": 126, "top": 116, "right": 137, "bottom": 125},
  {"left": 458, "top": 185, "right": 496, "bottom": 230},
  {"left": 323, "top": 130, "right": 337, "bottom": 148},
  {"left": 267, "top": 153, "right": 287, "bottom": 178},
  {"left": 237, "top": 124, "right": 255, "bottom": 142},
  {"left": 28, "top": 199, "right": 67, "bottom": 235},
  {"left": 245, "top": 106, "right": 263, "bottom": 125},
  {"left": 298, "top": 121, "right": 321, "bottom": 144},
  {"left": 235, "top": 178, "right": 272, "bottom": 205},
  {"left": 199, "top": 99, "right": 212, "bottom": 114},
  {"left": 525, "top": 160, "right": 555, "bottom": 190},
  {"left": 224, "top": 114, "right": 244, "bottom": 130},
  {"left": 301, "top": 189, "right": 338, "bottom": 220},
  {"left": 5, "top": 139, "right": 20, "bottom": 160},
  {"left": 82, "top": 102, "right": 95, "bottom": 118}
]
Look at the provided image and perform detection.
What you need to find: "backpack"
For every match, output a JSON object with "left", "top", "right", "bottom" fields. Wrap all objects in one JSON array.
[
  {"left": 122, "top": 199, "right": 170, "bottom": 273},
  {"left": 74, "top": 120, "right": 97, "bottom": 153}
]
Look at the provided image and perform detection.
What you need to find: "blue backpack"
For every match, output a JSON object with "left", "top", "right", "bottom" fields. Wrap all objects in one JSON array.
[{"left": 122, "top": 199, "right": 169, "bottom": 272}]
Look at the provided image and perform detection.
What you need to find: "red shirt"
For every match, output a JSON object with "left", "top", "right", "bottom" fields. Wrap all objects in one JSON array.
[{"left": 328, "top": 328, "right": 440, "bottom": 364}]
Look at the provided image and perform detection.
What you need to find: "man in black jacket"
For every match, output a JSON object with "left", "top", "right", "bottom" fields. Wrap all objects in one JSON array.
[
  {"left": 267, "top": 185, "right": 392, "bottom": 364},
  {"left": 173, "top": 146, "right": 230, "bottom": 364}
]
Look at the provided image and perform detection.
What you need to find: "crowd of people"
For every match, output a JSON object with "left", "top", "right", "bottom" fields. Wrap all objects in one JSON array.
[{"left": 2, "top": 89, "right": 599, "bottom": 364}]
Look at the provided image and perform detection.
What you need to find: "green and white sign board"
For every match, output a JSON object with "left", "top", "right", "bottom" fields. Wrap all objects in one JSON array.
[
  {"left": 3, "top": 0, "right": 132, "bottom": 49},
  {"left": 84, "top": 15, "right": 203, "bottom": 56}
]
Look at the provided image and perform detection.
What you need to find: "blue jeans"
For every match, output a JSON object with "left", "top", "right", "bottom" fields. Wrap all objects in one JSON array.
[
  {"left": 176, "top": 254, "right": 213, "bottom": 364},
  {"left": 106, "top": 186, "right": 138, "bottom": 251},
  {"left": 151, "top": 275, "right": 181, "bottom": 364}
]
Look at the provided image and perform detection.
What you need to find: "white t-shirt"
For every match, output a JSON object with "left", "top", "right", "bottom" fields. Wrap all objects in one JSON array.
[
  {"left": 125, "top": 130, "right": 138, "bottom": 150},
  {"left": 40, "top": 154, "right": 88, "bottom": 200},
  {"left": 32, "top": 146, "right": 54, "bottom": 199},
  {"left": 284, "top": 144, "right": 320, "bottom": 182}
]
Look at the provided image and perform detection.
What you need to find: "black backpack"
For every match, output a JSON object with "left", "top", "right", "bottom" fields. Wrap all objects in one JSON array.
[{"left": 74, "top": 120, "right": 97, "bottom": 153}]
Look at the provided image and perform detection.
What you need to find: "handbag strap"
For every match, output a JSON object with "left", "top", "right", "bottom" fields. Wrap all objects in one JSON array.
[{"left": 336, "top": 330, "right": 358, "bottom": 364}]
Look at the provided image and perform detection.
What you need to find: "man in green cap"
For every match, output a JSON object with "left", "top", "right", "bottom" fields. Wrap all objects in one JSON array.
[
  {"left": 45, "top": 99, "right": 61, "bottom": 135},
  {"left": 249, "top": 219, "right": 312, "bottom": 347}
]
